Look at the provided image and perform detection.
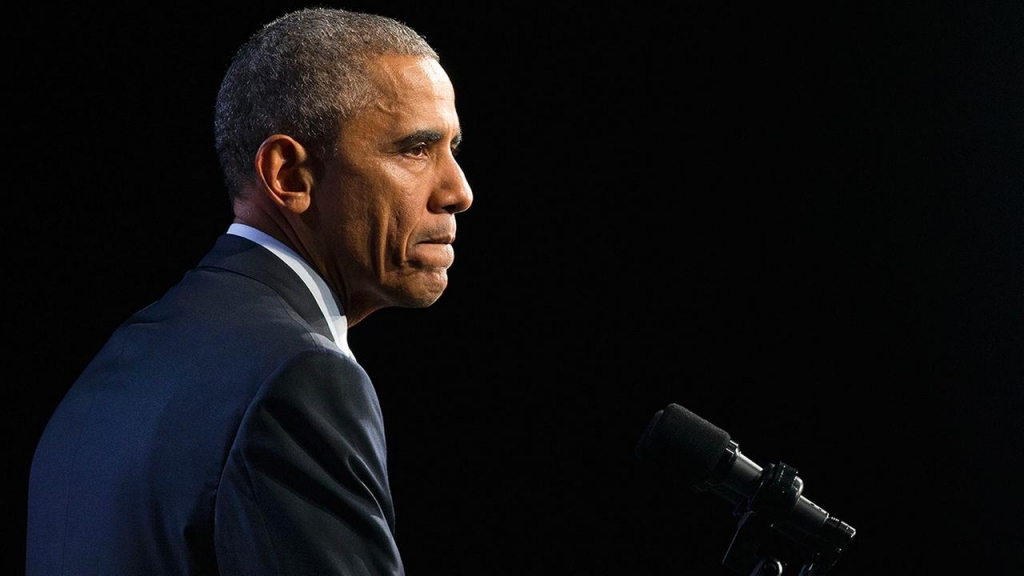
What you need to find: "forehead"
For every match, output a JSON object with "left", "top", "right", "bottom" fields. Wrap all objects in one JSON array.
[
  {"left": 369, "top": 54, "right": 453, "bottom": 99},
  {"left": 347, "top": 55, "right": 458, "bottom": 138}
]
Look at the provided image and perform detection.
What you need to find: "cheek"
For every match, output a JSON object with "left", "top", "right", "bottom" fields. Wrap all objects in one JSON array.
[
  {"left": 354, "top": 195, "right": 414, "bottom": 266},
  {"left": 349, "top": 163, "right": 425, "bottom": 261},
  {"left": 385, "top": 191, "right": 425, "bottom": 249},
  {"left": 386, "top": 207, "right": 419, "bottom": 258}
]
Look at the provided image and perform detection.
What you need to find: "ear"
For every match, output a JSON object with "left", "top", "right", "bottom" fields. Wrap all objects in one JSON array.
[{"left": 254, "top": 134, "right": 314, "bottom": 214}]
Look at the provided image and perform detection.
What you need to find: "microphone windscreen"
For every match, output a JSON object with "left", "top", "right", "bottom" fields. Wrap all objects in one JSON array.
[{"left": 635, "top": 403, "right": 731, "bottom": 488}]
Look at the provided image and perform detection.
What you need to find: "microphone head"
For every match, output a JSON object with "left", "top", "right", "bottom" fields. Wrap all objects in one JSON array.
[{"left": 635, "top": 403, "right": 732, "bottom": 489}]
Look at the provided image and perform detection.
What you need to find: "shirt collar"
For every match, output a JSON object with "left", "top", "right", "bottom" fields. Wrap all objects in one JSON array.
[{"left": 226, "top": 223, "right": 354, "bottom": 359}]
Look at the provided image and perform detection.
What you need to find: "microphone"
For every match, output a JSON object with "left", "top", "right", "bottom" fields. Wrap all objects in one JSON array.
[{"left": 634, "top": 403, "right": 856, "bottom": 574}]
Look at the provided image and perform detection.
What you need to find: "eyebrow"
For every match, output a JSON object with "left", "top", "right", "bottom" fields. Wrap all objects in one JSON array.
[{"left": 394, "top": 129, "right": 463, "bottom": 149}]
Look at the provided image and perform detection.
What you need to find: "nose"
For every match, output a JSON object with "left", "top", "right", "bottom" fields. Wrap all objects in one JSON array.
[{"left": 430, "top": 152, "right": 473, "bottom": 214}]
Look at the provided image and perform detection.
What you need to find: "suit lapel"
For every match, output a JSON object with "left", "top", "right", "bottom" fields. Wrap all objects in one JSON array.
[{"left": 197, "top": 234, "right": 335, "bottom": 342}]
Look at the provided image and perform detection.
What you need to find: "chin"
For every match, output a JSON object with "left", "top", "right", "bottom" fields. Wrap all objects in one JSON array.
[{"left": 392, "top": 270, "right": 449, "bottom": 308}]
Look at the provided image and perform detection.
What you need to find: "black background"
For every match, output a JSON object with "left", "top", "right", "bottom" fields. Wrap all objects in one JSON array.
[{"left": 7, "top": 1, "right": 1023, "bottom": 574}]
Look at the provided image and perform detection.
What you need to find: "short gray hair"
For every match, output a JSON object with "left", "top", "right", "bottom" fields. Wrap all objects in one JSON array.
[{"left": 214, "top": 8, "right": 439, "bottom": 198}]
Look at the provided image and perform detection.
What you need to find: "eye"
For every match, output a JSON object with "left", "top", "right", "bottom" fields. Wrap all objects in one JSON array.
[{"left": 408, "top": 143, "right": 429, "bottom": 157}]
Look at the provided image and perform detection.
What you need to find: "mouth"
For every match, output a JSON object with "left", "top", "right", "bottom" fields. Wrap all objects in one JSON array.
[{"left": 411, "top": 240, "right": 455, "bottom": 270}]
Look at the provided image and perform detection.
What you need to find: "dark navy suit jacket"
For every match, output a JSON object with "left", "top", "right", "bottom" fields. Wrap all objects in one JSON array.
[{"left": 27, "top": 233, "right": 403, "bottom": 575}]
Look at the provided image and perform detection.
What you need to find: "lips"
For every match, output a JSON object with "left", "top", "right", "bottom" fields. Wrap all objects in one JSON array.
[{"left": 419, "top": 230, "right": 455, "bottom": 245}]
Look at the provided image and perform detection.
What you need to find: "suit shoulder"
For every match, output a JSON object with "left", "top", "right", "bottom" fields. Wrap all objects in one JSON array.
[{"left": 254, "top": 348, "right": 381, "bottom": 420}]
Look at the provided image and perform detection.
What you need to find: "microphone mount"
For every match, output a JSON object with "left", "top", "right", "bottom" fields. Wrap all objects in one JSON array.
[{"left": 721, "top": 458, "right": 856, "bottom": 576}]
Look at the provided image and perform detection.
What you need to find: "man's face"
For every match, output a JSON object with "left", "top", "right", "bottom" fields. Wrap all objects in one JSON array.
[{"left": 311, "top": 54, "right": 473, "bottom": 320}]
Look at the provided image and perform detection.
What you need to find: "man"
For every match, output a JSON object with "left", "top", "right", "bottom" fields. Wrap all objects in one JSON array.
[{"left": 27, "top": 8, "right": 471, "bottom": 575}]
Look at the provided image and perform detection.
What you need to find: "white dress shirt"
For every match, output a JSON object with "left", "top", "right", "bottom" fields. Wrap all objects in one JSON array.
[{"left": 227, "top": 223, "right": 355, "bottom": 359}]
